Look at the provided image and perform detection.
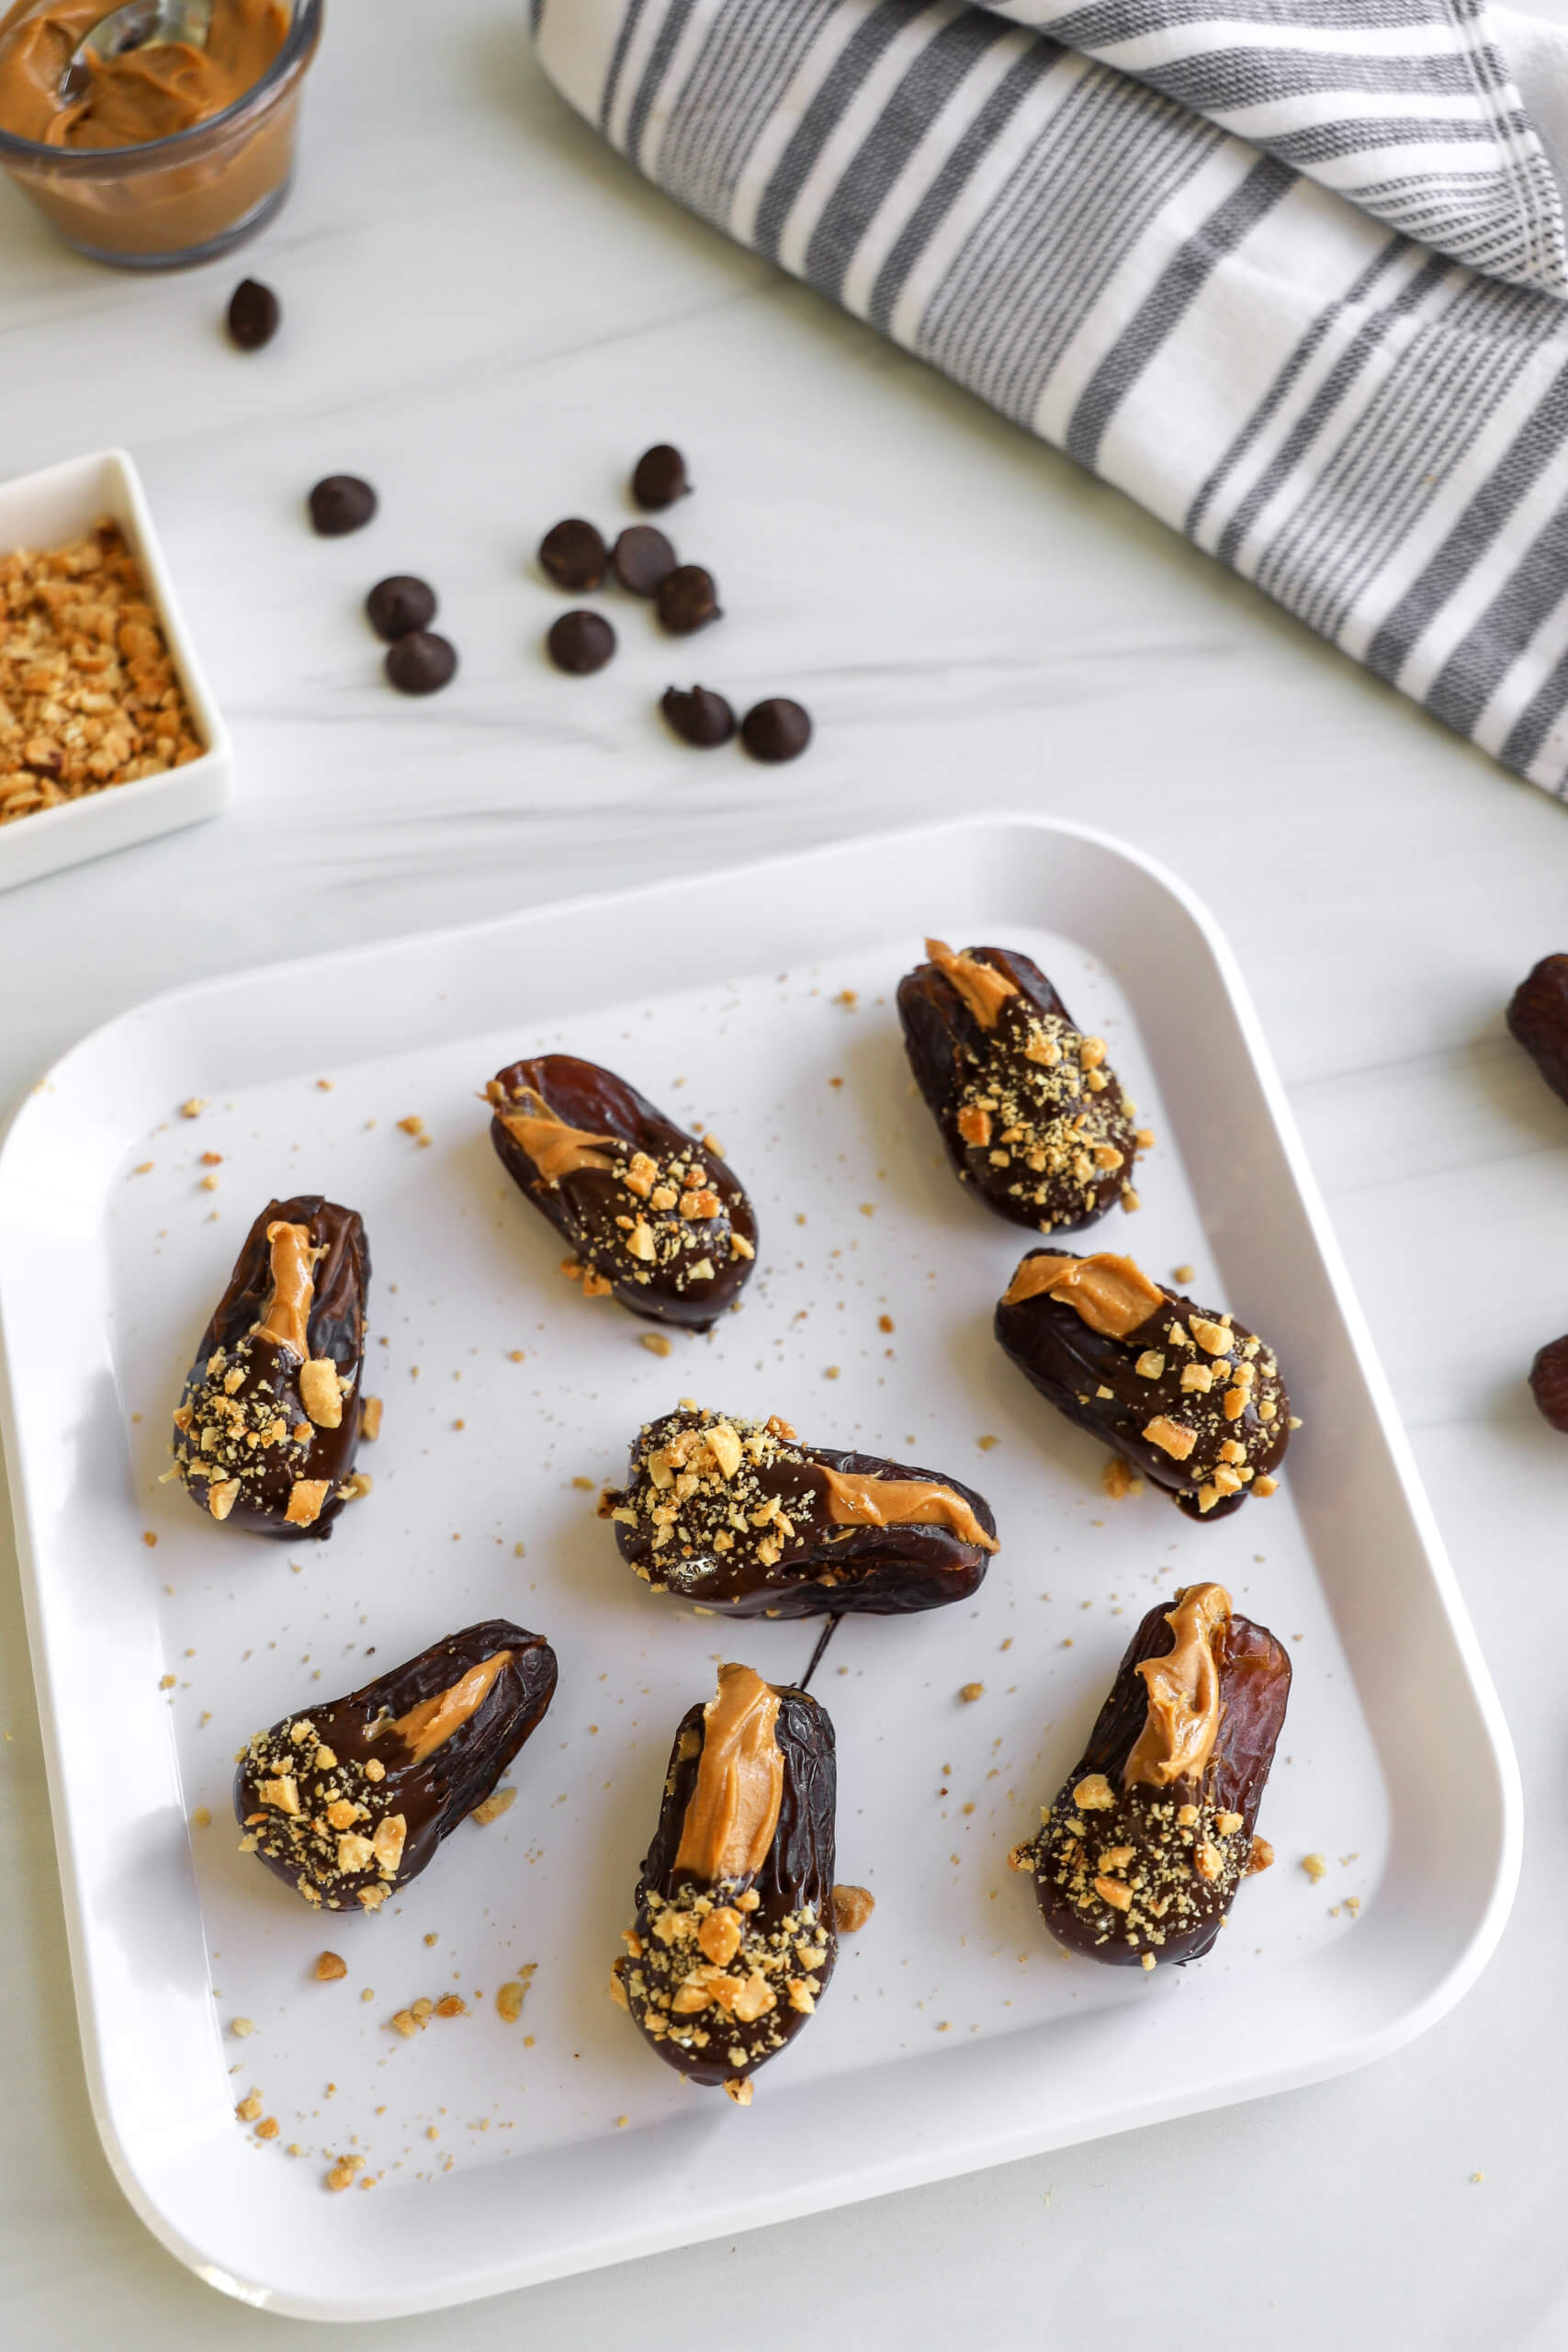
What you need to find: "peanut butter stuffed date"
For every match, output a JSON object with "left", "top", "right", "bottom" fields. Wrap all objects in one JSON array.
[
  {"left": 1010, "top": 1584, "right": 1288, "bottom": 1967},
  {"left": 169, "top": 1194, "right": 372, "bottom": 1540},
  {"left": 601, "top": 1406, "right": 999, "bottom": 1616},
  {"left": 995, "top": 1249, "right": 1291, "bottom": 1521},
  {"left": 487, "top": 1054, "right": 756, "bottom": 1331},
  {"left": 898, "top": 939, "right": 1147, "bottom": 1232},
  {"left": 234, "top": 1619, "right": 557, "bottom": 1912},
  {"left": 612, "top": 1663, "right": 836, "bottom": 2100}
]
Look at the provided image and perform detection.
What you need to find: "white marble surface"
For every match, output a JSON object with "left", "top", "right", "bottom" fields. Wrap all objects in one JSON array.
[{"left": 2, "top": 3, "right": 1567, "bottom": 2343}]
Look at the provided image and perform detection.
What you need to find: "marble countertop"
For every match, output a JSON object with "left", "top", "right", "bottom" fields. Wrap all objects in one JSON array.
[{"left": 2, "top": 4, "right": 1565, "bottom": 2345}]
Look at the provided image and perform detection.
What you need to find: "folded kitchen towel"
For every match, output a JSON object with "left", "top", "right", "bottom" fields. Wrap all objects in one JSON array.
[{"left": 531, "top": 0, "right": 1568, "bottom": 796}]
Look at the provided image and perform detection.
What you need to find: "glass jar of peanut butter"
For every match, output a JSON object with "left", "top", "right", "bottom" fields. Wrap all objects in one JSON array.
[{"left": 0, "top": 0, "right": 322, "bottom": 267}]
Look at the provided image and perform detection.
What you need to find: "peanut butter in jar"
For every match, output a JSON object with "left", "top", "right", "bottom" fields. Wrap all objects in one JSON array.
[{"left": 0, "top": 0, "right": 323, "bottom": 266}]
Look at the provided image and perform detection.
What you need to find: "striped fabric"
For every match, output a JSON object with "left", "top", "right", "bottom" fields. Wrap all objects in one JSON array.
[{"left": 531, "top": 0, "right": 1568, "bottom": 795}]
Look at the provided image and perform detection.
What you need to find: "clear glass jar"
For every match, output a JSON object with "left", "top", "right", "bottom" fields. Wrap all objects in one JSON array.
[{"left": 0, "top": 0, "right": 322, "bottom": 268}]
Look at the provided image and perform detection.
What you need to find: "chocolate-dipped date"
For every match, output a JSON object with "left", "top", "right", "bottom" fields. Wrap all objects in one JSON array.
[
  {"left": 897, "top": 939, "right": 1147, "bottom": 1232},
  {"left": 1010, "top": 1584, "right": 1289, "bottom": 1967},
  {"left": 487, "top": 1054, "right": 756, "bottom": 1331},
  {"left": 169, "top": 1195, "right": 371, "bottom": 1540},
  {"left": 601, "top": 1406, "right": 998, "bottom": 1617},
  {"left": 233, "top": 1619, "right": 557, "bottom": 1913},
  {"left": 995, "top": 1249, "right": 1291, "bottom": 1521},
  {"left": 612, "top": 1663, "right": 837, "bottom": 2099}
]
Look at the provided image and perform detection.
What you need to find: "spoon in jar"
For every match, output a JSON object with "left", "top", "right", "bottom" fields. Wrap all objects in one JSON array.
[{"left": 58, "top": 0, "right": 215, "bottom": 107}]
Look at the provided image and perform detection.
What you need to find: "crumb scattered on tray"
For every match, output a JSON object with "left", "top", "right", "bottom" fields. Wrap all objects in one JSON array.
[{"left": 832, "top": 1884, "right": 874, "bottom": 1933}]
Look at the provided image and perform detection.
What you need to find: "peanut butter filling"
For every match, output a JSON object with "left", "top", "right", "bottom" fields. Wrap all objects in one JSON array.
[
  {"left": 818, "top": 1465, "right": 998, "bottom": 1552},
  {"left": 387, "top": 1651, "right": 513, "bottom": 1769},
  {"left": 674, "top": 1664, "right": 784, "bottom": 1884},
  {"left": 491, "top": 1083, "right": 617, "bottom": 1182},
  {"left": 925, "top": 937, "right": 1018, "bottom": 1029},
  {"left": 1002, "top": 1249, "right": 1165, "bottom": 1339},
  {"left": 0, "top": 0, "right": 289, "bottom": 149},
  {"left": 255, "top": 1220, "right": 315, "bottom": 1360},
  {"left": 1124, "top": 1584, "right": 1231, "bottom": 1789}
]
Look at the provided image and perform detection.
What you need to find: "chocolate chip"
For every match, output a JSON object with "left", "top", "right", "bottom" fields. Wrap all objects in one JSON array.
[
  {"left": 227, "top": 278, "right": 280, "bottom": 350},
  {"left": 367, "top": 576, "right": 437, "bottom": 641},
  {"left": 656, "top": 564, "right": 720, "bottom": 636},
  {"left": 631, "top": 445, "right": 690, "bottom": 511},
  {"left": 310, "top": 476, "right": 378, "bottom": 537},
  {"left": 539, "top": 518, "right": 608, "bottom": 594},
  {"left": 741, "top": 697, "right": 812, "bottom": 762},
  {"left": 386, "top": 631, "right": 457, "bottom": 695},
  {"left": 612, "top": 526, "right": 677, "bottom": 596},
  {"left": 661, "top": 684, "right": 734, "bottom": 747},
  {"left": 547, "top": 611, "right": 616, "bottom": 674}
]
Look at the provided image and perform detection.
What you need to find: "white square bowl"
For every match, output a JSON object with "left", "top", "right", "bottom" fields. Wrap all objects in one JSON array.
[{"left": 0, "top": 448, "right": 232, "bottom": 893}]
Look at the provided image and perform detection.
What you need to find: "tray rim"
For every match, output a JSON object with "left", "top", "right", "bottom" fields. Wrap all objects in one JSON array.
[{"left": 0, "top": 812, "right": 1524, "bottom": 2318}]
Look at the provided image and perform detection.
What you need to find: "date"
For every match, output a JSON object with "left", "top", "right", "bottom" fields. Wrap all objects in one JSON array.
[
  {"left": 1506, "top": 953, "right": 1568, "bottom": 1106},
  {"left": 233, "top": 1619, "right": 557, "bottom": 1912},
  {"left": 897, "top": 939, "right": 1146, "bottom": 1232},
  {"left": 994, "top": 1248, "right": 1292, "bottom": 1520},
  {"left": 612, "top": 1663, "right": 837, "bottom": 2098},
  {"left": 488, "top": 1054, "right": 756, "bottom": 1330},
  {"left": 1010, "top": 1583, "right": 1289, "bottom": 1968},
  {"left": 169, "top": 1194, "right": 372, "bottom": 1540},
  {"left": 601, "top": 1406, "right": 998, "bottom": 1616}
]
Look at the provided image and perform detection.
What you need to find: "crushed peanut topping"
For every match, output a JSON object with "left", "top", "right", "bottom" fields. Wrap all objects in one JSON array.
[
  {"left": 490, "top": 1071, "right": 750, "bottom": 1306},
  {"left": 167, "top": 1222, "right": 363, "bottom": 1530},
  {"left": 622, "top": 1878, "right": 829, "bottom": 2078},
  {"left": 1003, "top": 1250, "right": 1289, "bottom": 1511},
  {"left": 1020, "top": 1776, "right": 1256, "bottom": 1962},
  {"left": 923, "top": 945, "right": 1146, "bottom": 1225},
  {"left": 0, "top": 522, "right": 204, "bottom": 829},
  {"left": 237, "top": 1715, "right": 410, "bottom": 1910},
  {"left": 603, "top": 1408, "right": 992, "bottom": 1599}
]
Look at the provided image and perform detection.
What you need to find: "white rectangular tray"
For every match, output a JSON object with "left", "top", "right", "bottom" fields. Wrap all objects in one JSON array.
[{"left": 0, "top": 817, "right": 1519, "bottom": 2320}]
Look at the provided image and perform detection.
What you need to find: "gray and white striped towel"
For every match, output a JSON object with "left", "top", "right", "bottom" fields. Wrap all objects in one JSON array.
[{"left": 531, "top": 0, "right": 1568, "bottom": 795}]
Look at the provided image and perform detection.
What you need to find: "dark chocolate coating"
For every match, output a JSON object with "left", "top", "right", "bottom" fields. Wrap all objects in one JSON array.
[
  {"left": 488, "top": 1054, "right": 756, "bottom": 1331},
  {"left": 603, "top": 1407, "right": 997, "bottom": 1617},
  {"left": 233, "top": 1620, "right": 557, "bottom": 1913},
  {"left": 1016, "top": 1596, "right": 1290, "bottom": 1966},
  {"left": 995, "top": 1250, "right": 1290, "bottom": 1521},
  {"left": 618, "top": 1683, "right": 837, "bottom": 2086},
  {"left": 897, "top": 944, "right": 1140, "bottom": 1232},
  {"left": 170, "top": 1195, "right": 370, "bottom": 1541}
]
